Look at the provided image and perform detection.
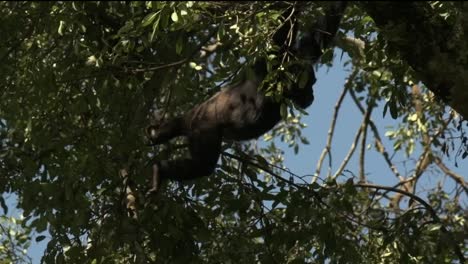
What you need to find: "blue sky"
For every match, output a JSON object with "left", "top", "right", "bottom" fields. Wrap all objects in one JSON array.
[{"left": 279, "top": 53, "right": 467, "bottom": 197}]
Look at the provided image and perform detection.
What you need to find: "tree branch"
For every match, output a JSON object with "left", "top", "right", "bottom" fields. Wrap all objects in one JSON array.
[
  {"left": 356, "top": 183, "right": 465, "bottom": 263},
  {"left": 314, "top": 69, "right": 359, "bottom": 182},
  {"left": 362, "top": 2, "right": 468, "bottom": 118},
  {"left": 348, "top": 86, "right": 403, "bottom": 181},
  {"left": 313, "top": 83, "right": 348, "bottom": 181},
  {"left": 359, "top": 98, "right": 373, "bottom": 182},
  {"left": 332, "top": 121, "right": 362, "bottom": 180},
  {"left": 433, "top": 157, "right": 468, "bottom": 194}
]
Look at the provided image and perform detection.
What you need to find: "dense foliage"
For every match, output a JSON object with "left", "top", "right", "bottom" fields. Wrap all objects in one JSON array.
[{"left": 0, "top": 2, "right": 466, "bottom": 263}]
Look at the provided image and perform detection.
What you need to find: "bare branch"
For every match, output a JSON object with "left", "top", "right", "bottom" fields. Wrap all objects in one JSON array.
[
  {"left": 348, "top": 86, "right": 403, "bottom": 181},
  {"left": 332, "top": 122, "right": 362, "bottom": 180},
  {"left": 313, "top": 69, "right": 358, "bottom": 182},
  {"left": 433, "top": 157, "right": 468, "bottom": 194},
  {"left": 359, "top": 99, "right": 373, "bottom": 182}
]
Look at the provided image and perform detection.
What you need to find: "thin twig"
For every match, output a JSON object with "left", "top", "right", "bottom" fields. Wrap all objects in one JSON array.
[
  {"left": 223, "top": 152, "right": 392, "bottom": 232},
  {"left": 433, "top": 157, "right": 468, "bottom": 194},
  {"left": 359, "top": 100, "right": 373, "bottom": 182},
  {"left": 407, "top": 86, "right": 453, "bottom": 205},
  {"left": 331, "top": 118, "right": 363, "bottom": 180},
  {"left": 222, "top": 152, "right": 324, "bottom": 205},
  {"left": 129, "top": 59, "right": 189, "bottom": 73},
  {"left": 348, "top": 87, "right": 403, "bottom": 181},
  {"left": 356, "top": 183, "right": 466, "bottom": 263},
  {"left": 313, "top": 85, "right": 347, "bottom": 181},
  {"left": 313, "top": 69, "right": 358, "bottom": 182}
]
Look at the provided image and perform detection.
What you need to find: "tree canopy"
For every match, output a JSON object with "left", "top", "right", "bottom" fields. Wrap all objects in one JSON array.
[{"left": 0, "top": 2, "right": 466, "bottom": 263}]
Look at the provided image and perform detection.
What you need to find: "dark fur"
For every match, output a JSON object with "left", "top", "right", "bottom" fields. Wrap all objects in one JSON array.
[{"left": 147, "top": 3, "right": 347, "bottom": 182}]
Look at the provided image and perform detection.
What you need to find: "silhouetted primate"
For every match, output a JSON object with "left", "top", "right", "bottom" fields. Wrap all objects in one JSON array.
[{"left": 147, "top": 2, "right": 347, "bottom": 187}]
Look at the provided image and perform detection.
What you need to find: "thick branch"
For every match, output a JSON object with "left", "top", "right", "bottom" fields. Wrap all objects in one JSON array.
[{"left": 362, "top": 2, "right": 468, "bottom": 118}]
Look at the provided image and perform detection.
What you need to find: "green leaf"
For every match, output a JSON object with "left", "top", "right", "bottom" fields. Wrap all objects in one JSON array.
[
  {"left": 171, "top": 11, "right": 178, "bottom": 22},
  {"left": 150, "top": 16, "right": 161, "bottom": 42},
  {"left": 160, "top": 8, "right": 170, "bottom": 28},
  {"left": 389, "top": 100, "right": 398, "bottom": 119},
  {"left": 0, "top": 196, "right": 7, "bottom": 214},
  {"left": 176, "top": 36, "right": 183, "bottom": 55},
  {"left": 142, "top": 12, "right": 159, "bottom": 27},
  {"left": 36, "top": 235, "right": 46, "bottom": 242},
  {"left": 58, "top": 20, "right": 65, "bottom": 36},
  {"left": 255, "top": 155, "right": 269, "bottom": 167},
  {"left": 383, "top": 102, "right": 389, "bottom": 118},
  {"left": 298, "top": 70, "right": 309, "bottom": 89},
  {"left": 428, "top": 224, "right": 441, "bottom": 232},
  {"left": 280, "top": 103, "right": 288, "bottom": 119},
  {"left": 118, "top": 20, "right": 134, "bottom": 34},
  {"left": 32, "top": 217, "right": 48, "bottom": 233},
  {"left": 321, "top": 48, "right": 334, "bottom": 63}
]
